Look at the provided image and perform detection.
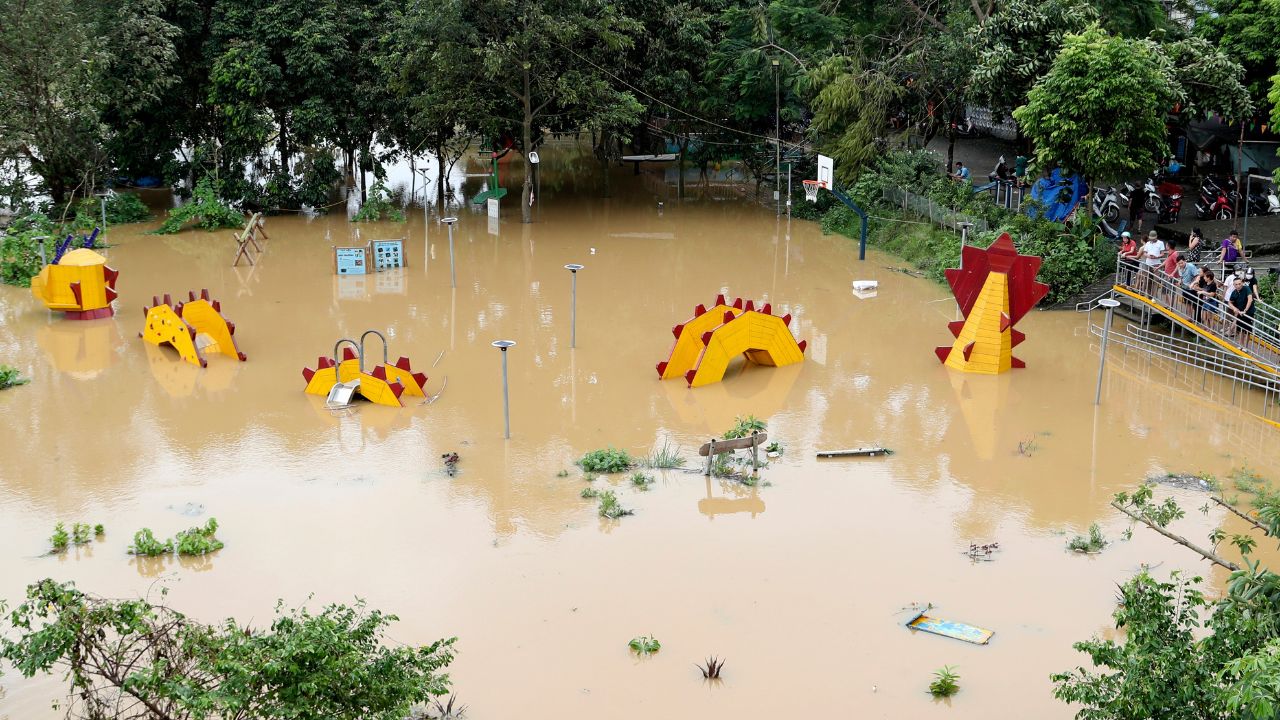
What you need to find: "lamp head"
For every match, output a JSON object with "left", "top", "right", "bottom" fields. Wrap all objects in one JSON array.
[{"left": 491, "top": 340, "right": 516, "bottom": 350}]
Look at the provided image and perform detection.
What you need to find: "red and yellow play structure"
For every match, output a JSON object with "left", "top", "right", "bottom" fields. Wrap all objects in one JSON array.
[
  {"left": 30, "top": 249, "right": 119, "bottom": 320},
  {"left": 935, "top": 233, "right": 1049, "bottom": 374},
  {"left": 301, "top": 330, "right": 429, "bottom": 408},
  {"left": 657, "top": 294, "right": 807, "bottom": 388},
  {"left": 140, "top": 289, "right": 247, "bottom": 367}
]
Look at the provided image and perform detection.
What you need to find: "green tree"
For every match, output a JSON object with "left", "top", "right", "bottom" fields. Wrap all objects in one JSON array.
[
  {"left": 1, "top": 579, "right": 456, "bottom": 720},
  {"left": 1161, "top": 36, "right": 1254, "bottom": 123},
  {"left": 807, "top": 53, "right": 901, "bottom": 184},
  {"left": 1014, "top": 26, "right": 1182, "bottom": 187},
  {"left": 969, "top": 0, "right": 1096, "bottom": 120},
  {"left": 1197, "top": 0, "right": 1280, "bottom": 112}
]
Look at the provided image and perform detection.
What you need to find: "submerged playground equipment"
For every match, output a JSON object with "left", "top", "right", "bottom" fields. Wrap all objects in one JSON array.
[
  {"left": 657, "top": 294, "right": 807, "bottom": 388},
  {"left": 140, "top": 290, "right": 247, "bottom": 367},
  {"left": 935, "top": 233, "right": 1048, "bottom": 374},
  {"left": 31, "top": 243, "right": 119, "bottom": 320},
  {"left": 301, "top": 330, "right": 429, "bottom": 408}
]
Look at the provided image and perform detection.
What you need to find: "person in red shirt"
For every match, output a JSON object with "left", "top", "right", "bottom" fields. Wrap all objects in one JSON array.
[{"left": 1118, "top": 231, "right": 1139, "bottom": 286}]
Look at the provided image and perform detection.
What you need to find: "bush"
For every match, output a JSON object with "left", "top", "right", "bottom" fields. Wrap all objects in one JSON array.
[
  {"left": 723, "top": 415, "right": 767, "bottom": 439},
  {"left": 154, "top": 178, "right": 244, "bottom": 234},
  {"left": 70, "top": 193, "right": 151, "bottom": 231},
  {"left": 352, "top": 180, "right": 406, "bottom": 223},
  {"left": 175, "top": 518, "right": 224, "bottom": 556},
  {"left": 578, "top": 447, "right": 633, "bottom": 474},
  {"left": 1067, "top": 523, "right": 1107, "bottom": 553},
  {"left": 128, "top": 528, "right": 172, "bottom": 557},
  {"left": 50, "top": 523, "right": 69, "bottom": 553},
  {"left": 929, "top": 666, "right": 960, "bottom": 697},
  {"left": 0, "top": 364, "right": 30, "bottom": 389},
  {"left": 630, "top": 472, "right": 654, "bottom": 491},
  {"left": 628, "top": 635, "right": 661, "bottom": 654},
  {"left": 597, "top": 490, "right": 632, "bottom": 519},
  {"left": 0, "top": 212, "right": 55, "bottom": 287}
]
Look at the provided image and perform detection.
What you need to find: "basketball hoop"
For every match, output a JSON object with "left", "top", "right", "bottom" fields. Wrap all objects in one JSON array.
[{"left": 803, "top": 179, "right": 824, "bottom": 203}]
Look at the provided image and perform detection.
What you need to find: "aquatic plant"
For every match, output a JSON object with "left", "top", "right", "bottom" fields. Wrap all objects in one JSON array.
[
  {"left": 175, "top": 518, "right": 224, "bottom": 556},
  {"left": 154, "top": 178, "right": 244, "bottom": 234},
  {"left": 128, "top": 528, "right": 173, "bottom": 556},
  {"left": 1067, "top": 523, "right": 1107, "bottom": 554},
  {"left": 93, "top": 524, "right": 104, "bottom": 537},
  {"left": 1016, "top": 437, "right": 1039, "bottom": 456},
  {"left": 723, "top": 415, "right": 767, "bottom": 439},
  {"left": 556, "top": 469, "right": 570, "bottom": 477},
  {"left": 628, "top": 634, "right": 661, "bottom": 655},
  {"left": 0, "top": 365, "right": 30, "bottom": 389},
  {"left": 49, "top": 523, "right": 69, "bottom": 553},
  {"left": 643, "top": 442, "right": 686, "bottom": 469},
  {"left": 630, "top": 471, "right": 654, "bottom": 491},
  {"left": 352, "top": 180, "right": 407, "bottom": 223},
  {"left": 597, "top": 490, "right": 632, "bottom": 519},
  {"left": 577, "top": 447, "right": 634, "bottom": 474},
  {"left": 580, "top": 487, "right": 600, "bottom": 499},
  {"left": 765, "top": 441, "right": 783, "bottom": 455},
  {"left": 71, "top": 523, "right": 92, "bottom": 546},
  {"left": 710, "top": 457, "right": 735, "bottom": 478},
  {"left": 929, "top": 666, "right": 960, "bottom": 697},
  {"left": 420, "top": 694, "right": 467, "bottom": 719},
  {"left": 698, "top": 656, "right": 725, "bottom": 679}
]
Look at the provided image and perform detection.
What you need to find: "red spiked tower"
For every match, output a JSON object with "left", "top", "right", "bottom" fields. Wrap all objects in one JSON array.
[{"left": 935, "top": 233, "right": 1049, "bottom": 374}]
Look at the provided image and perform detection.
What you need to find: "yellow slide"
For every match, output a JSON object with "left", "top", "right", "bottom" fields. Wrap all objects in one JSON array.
[{"left": 657, "top": 294, "right": 806, "bottom": 388}]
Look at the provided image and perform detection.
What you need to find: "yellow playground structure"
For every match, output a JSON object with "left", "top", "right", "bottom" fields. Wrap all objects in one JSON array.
[
  {"left": 30, "top": 249, "right": 119, "bottom": 320},
  {"left": 657, "top": 294, "right": 807, "bottom": 387},
  {"left": 301, "top": 330, "right": 429, "bottom": 408},
  {"left": 140, "top": 290, "right": 247, "bottom": 367}
]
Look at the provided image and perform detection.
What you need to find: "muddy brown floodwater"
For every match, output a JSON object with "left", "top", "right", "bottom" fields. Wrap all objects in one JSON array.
[{"left": 2, "top": 142, "right": 1279, "bottom": 719}]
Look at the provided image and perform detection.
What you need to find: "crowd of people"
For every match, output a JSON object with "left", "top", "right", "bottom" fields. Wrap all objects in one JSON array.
[{"left": 1117, "top": 227, "right": 1267, "bottom": 344}]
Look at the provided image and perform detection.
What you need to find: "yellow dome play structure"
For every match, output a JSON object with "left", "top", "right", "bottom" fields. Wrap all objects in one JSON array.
[
  {"left": 301, "top": 330, "right": 429, "bottom": 408},
  {"left": 30, "top": 248, "right": 119, "bottom": 320},
  {"left": 657, "top": 294, "right": 807, "bottom": 388},
  {"left": 140, "top": 290, "right": 247, "bottom": 367}
]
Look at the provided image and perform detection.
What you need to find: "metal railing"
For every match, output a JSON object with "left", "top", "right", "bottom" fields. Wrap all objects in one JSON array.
[
  {"left": 1113, "top": 256, "right": 1280, "bottom": 371},
  {"left": 880, "top": 187, "right": 992, "bottom": 234}
]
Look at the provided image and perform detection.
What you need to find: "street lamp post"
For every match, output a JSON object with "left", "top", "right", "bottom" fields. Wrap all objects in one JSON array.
[
  {"left": 441, "top": 216, "right": 458, "bottom": 288},
  {"left": 564, "top": 264, "right": 584, "bottom": 348},
  {"left": 492, "top": 340, "right": 516, "bottom": 439},
  {"left": 1094, "top": 298, "right": 1121, "bottom": 405},
  {"left": 773, "top": 58, "right": 781, "bottom": 217}
]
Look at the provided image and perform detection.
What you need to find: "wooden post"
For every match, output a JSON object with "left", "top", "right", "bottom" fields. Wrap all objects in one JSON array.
[
  {"left": 704, "top": 439, "right": 715, "bottom": 476},
  {"left": 750, "top": 431, "right": 759, "bottom": 473}
]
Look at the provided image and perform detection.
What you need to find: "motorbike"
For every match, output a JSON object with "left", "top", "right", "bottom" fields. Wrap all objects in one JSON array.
[
  {"left": 1092, "top": 186, "right": 1123, "bottom": 224},
  {"left": 1243, "top": 180, "right": 1280, "bottom": 216},
  {"left": 1123, "top": 179, "right": 1182, "bottom": 224},
  {"left": 1195, "top": 177, "right": 1235, "bottom": 220}
]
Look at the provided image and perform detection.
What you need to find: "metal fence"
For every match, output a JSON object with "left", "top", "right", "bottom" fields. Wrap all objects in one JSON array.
[{"left": 880, "top": 186, "right": 992, "bottom": 234}]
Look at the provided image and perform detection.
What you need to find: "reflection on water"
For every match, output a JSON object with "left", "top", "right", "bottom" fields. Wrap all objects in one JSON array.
[{"left": 1, "top": 138, "right": 1279, "bottom": 719}]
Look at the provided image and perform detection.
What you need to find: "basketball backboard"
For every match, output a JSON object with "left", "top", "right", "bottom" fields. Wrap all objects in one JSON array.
[{"left": 817, "top": 154, "right": 834, "bottom": 188}]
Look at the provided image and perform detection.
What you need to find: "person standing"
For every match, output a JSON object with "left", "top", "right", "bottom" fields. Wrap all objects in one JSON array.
[
  {"left": 1175, "top": 257, "right": 1199, "bottom": 317},
  {"left": 1139, "top": 230, "right": 1166, "bottom": 294},
  {"left": 1190, "top": 267, "right": 1219, "bottom": 325},
  {"left": 1129, "top": 181, "right": 1148, "bottom": 233},
  {"left": 1227, "top": 275, "right": 1255, "bottom": 340},
  {"left": 1118, "top": 231, "right": 1139, "bottom": 285},
  {"left": 1186, "top": 227, "right": 1204, "bottom": 264},
  {"left": 1220, "top": 230, "right": 1243, "bottom": 267}
]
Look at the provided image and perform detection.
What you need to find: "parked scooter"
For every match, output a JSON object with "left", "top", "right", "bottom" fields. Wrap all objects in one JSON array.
[
  {"left": 1195, "top": 177, "right": 1235, "bottom": 220},
  {"left": 1092, "top": 186, "right": 1123, "bottom": 224}
]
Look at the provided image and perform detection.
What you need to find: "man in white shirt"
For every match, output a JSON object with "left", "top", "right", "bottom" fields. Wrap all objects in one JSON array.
[{"left": 1139, "top": 231, "right": 1165, "bottom": 294}]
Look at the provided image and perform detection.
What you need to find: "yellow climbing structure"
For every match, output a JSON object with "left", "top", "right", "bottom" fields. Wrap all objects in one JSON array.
[
  {"left": 140, "top": 290, "right": 247, "bottom": 368},
  {"left": 657, "top": 294, "right": 806, "bottom": 388},
  {"left": 301, "top": 338, "right": 428, "bottom": 409},
  {"left": 31, "top": 248, "right": 119, "bottom": 319}
]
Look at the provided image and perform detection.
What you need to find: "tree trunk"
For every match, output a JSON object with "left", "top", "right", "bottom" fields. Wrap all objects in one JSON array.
[
  {"left": 359, "top": 146, "right": 368, "bottom": 204},
  {"left": 277, "top": 111, "right": 290, "bottom": 176},
  {"left": 678, "top": 138, "right": 688, "bottom": 201},
  {"left": 435, "top": 144, "right": 447, "bottom": 210},
  {"left": 946, "top": 130, "right": 956, "bottom": 174},
  {"left": 520, "top": 62, "right": 533, "bottom": 224}
]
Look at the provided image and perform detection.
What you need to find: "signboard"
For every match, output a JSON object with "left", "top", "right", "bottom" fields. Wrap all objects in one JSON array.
[
  {"left": 371, "top": 239, "right": 405, "bottom": 270},
  {"left": 335, "top": 246, "right": 367, "bottom": 275},
  {"left": 817, "top": 154, "right": 834, "bottom": 188}
]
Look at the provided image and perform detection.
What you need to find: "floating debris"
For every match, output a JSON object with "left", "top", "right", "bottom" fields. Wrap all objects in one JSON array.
[
  {"left": 816, "top": 447, "right": 892, "bottom": 458},
  {"left": 964, "top": 542, "right": 1000, "bottom": 562},
  {"left": 905, "top": 612, "right": 993, "bottom": 645},
  {"left": 442, "top": 452, "right": 459, "bottom": 477}
]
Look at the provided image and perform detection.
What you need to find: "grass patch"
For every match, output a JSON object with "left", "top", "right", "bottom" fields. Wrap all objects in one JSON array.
[
  {"left": 630, "top": 471, "right": 654, "bottom": 491},
  {"left": 580, "top": 487, "right": 600, "bottom": 499},
  {"left": 642, "top": 442, "right": 685, "bottom": 469},
  {"left": 1067, "top": 523, "right": 1107, "bottom": 554},
  {"left": 597, "top": 490, "right": 632, "bottom": 519},
  {"left": 577, "top": 447, "right": 633, "bottom": 474}
]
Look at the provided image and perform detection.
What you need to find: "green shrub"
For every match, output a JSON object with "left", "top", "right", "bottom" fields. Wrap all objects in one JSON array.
[
  {"left": 597, "top": 490, "right": 632, "bottom": 519},
  {"left": 630, "top": 471, "right": 654, "bottom": 491},
  {"left": 580, "top": 487, "right": 600, "bottom": 499},
  {"left": 1068, "top": 523, "right": 1107, "bottom": 553},
  {"left": 50, "top": 523, "right": 69, "bottom": 553},
  {"left": 0, "top": 364, "right": 30, "bottom": 389},
  {"left": 352, "top": 180, "right": 406, "bottom": 223},
  {"left": 154, "top": 178, "right": 243, "bottom": 234},
  {"left": 929, "top": 666, "right": 960, "bottom": 697},
  {"left": 175, "top": 518, "right": 224, "bottom": 556},
  {"left": 577, "top": 447, "right": 633, "bottom": 474},
  {"left": 70, "top": 193, "right": 151, "bottom": 231},
  {"left": 724, "top": 415, "right": 767, "bottom": 439},
  {"left": 71, "top": 523, "right": 92, "bottom": 545},
  {"left": 0, "top": 212, "right": 55, "bottom": 287},
  {"left": 128, "top": 528, "right": 172, "bottom": 556},
  {"left": 628, "top": 634, "right": 661, "bottom": 654},
  {"left": 93, "top": 524, "right": 104, "bottom": 537}
]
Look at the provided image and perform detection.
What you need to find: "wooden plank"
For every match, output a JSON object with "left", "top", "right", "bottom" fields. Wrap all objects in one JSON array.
[
  {"left": 905, "top": 612, "right": 993, "bottom": 645},
  {"left": 698, "top": 432, "right": 766, "bottom": 457},
  {"left": 816, "top": 447, "right": 889, "bottom": 458}
]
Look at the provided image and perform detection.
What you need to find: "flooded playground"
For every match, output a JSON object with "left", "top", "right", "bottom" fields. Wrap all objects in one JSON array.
[{"left": 2, "top": 146, "right": 1279, "bottom": 718}]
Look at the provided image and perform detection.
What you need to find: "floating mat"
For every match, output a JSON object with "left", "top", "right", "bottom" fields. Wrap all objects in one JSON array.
[{"left": 905, "top": 612, "right": 993, "bottom": 645}]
